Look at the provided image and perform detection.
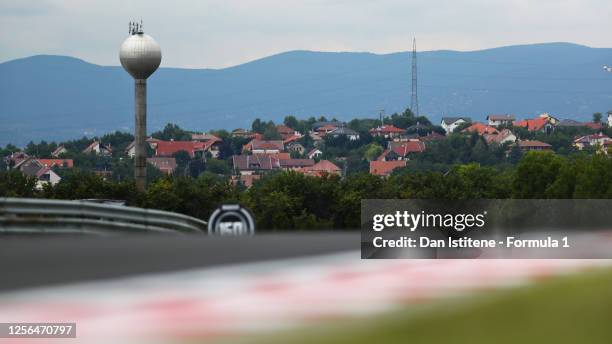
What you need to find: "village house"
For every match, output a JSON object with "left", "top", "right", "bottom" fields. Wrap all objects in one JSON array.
[
  {"left": 155, "top": 140, "right": 206, "bottom": 158},
  {"left": 126, "top": 138, "right": 161, "bottom": 158},
  {"left": 314, "top": 124, "right": 340, "bottom": 135},
  {"left": 283, "top": 135, "right": 305, "bottom": 155},
  {"left": 608, "top": 111, "right": 612, "bottom": 128},
  {"left": 232, "top": 154, "right": 281, "bottom": 175},
  {"left": 276, "top": 125, "right": 302, "bottom": 140},
  {"left": 51, "top": 145, "right": 67, "bottom": 157},
  {"left": 231, "top": 128, "right": 254, "bottom": 138},
  {"left": 4, "top": 152, "right": 29, "bottom": 168},
  {"left": 369, "top": 125, "right": 406, "bottom": 139},
  {"left": 517, "top": 140, "right": 553, "bottom": 152},
  {"left": 13, "top": 158, "right": 63, "bottom": 189},
  {"left": 34, "top": 167, "right": 62, "bottom": 190},
  {"left": 38, "top": 158, "right": 74, "bottom": 169},
  {"left": 573, "top": 133, "right": 611, "bottom": 151},
  {"left": 483, "top": 129, "right": 517, "bottom": 145},
  {"left": 83, "top": 141, "right": 112, "bottom": 156},
  {"left": 185, "top": 134, "right": 223, "bottom": 158},
  {"left": 539, "top": 113, "right": 560, "bottom": 125},
  {"left": 307, "top": 148, "right": 323, "bottom": 160},
  {"left": 312, "top": 121, "right": 344, "bottom": 134},
  {"left": 14, "top": 158, "right": 45, "bottom": 177},
  {"left": 287, "top": 142, "right": 305, "bottom": 155},
  {"left": 441, "top": 117, "right": 471, "bottom": 134},
  {"left": 420, "top": 131, "right": 446, "bottom": 142},
  {"left": 514, "top": 116, "right": 554, "bottom": 133},
  {"left": 378, "top": 140, "right": 426, "bottom": 161},
  {"left": 243, "top": 139, "right": 285, "bottom": 154},
  {"left": 279, "top": 158, "right": 315, "bottom": 171},
  {"left": 487, "top": 114, "right": 515, "bottom": 127},
  {"left": 146, "top": 157, "right": 177, "bottom": 175},
  {"left": 328, "top": 126, "right": 360, "bottom": 141},
  {"left": 462, "top": 122, "right": 499, "bottom": 136},
  {"left": 191, "top": 133, "right": 221, "bottom": 142},
  {"left": 296, "top": 160, "right": 341, "bottom": 177},
  {"left": 370, "top": 160, "right": 407, "bottom": 177}
]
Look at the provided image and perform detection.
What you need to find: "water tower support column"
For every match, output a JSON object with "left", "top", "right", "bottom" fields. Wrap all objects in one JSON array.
[{"left": 134, "top": 79, "right": 147, "bottom": 191}]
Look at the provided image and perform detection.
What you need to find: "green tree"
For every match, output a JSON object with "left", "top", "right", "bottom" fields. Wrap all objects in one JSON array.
[
  {"left": 263, "top": 126, "right": 281, "bottom": 140},
  {"left": 205, "top": 159, "right": 231, "bottom": 175},
  {"left": 593, "top": 112, "right": 602, "bottom": 124},
  {"left": 363, "top": 143, "right": 383, "bottom": 161},
  {"left": 251, "top": 118, "right": 265, "bottom": 134},
  {"left": 283, "top": 116, "right": 299, "bottom": 130},
  {"left": 512, "top": 152, "right": 565, "bottom": 198},
  {"left": 172, "top": 150, "right": 192, "bottom": 170},
  {"left": 152, "top": 123, "right": 191, "bottom": 141},
  {"left": 43, "top": 169, "right": 139, "bottom": 203},
  {"left": 0, "top": 170, "right": 37, "bottom": 197}
]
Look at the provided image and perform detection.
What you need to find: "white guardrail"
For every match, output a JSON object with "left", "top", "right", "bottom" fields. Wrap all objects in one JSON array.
[{"left": 0, "top": 198, "right": 207, "bottom": 235}]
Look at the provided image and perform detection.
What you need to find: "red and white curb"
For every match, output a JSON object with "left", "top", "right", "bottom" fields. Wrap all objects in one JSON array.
[{"left": 0, "top": 253, "right": 611, "bottom": 343}]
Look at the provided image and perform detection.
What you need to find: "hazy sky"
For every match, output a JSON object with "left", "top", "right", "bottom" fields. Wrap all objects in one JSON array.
[{"left": 1, "top": 0, "right": 611, "bottom": 68}]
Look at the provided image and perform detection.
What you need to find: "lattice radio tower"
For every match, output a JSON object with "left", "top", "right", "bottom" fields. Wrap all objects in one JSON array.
[{"left": 410, "top": 38, "right": 419, "bottom": 116}]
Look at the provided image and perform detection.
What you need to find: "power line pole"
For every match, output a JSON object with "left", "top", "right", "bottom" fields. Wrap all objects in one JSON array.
[{"left": 411, "top": 38, "right": 419, "bottom": 116}]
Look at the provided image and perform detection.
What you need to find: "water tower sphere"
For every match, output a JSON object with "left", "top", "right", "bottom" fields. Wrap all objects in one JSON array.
[{"left": 119, "top": 33, "right": 162, "bottom": 79}]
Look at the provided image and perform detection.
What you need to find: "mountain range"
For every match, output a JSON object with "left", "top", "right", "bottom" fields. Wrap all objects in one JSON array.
[{"left": 1, "top": 42, "right": 612, "bottom": 146}]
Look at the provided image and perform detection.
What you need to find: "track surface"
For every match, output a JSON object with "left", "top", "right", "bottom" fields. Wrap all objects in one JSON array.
[{"left": 0, "top": 232, "right": 358, "bottom": 291}]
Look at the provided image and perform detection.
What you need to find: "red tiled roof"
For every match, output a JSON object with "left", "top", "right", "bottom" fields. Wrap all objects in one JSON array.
[
  {"left": 584, "top": 122, "right": 603, "bottom": 130},
  {"left": 155, "top": 141, "right": 206, "bottom": 157},
  {"left": 316, "top": 124, "right": 339, "bottom": 133},
  {"left": 370, "top": 160, "right": 407, "bottom": 176},
  {"left": 484, "top": 129, "right": 515, "bottom": 144},
  {"left": 513, "top": 117, "right": 550, "bottom": 131},
  {"left": 243, "top": 139, "right": 284, "bottom": 152},
  {"left": 38, "top": 159, "right": 74, "bottom": 168},
  {"left": 462, "top": 122, "right": 499, "bottom": 135},
  {"left": 276, "top": 125, "right": 295, "bottom": 135},
  {"left": 297, "top": 160, "right": 341, "bottom": 176},
  {"left": 370, "top": 125, "right": 406, "bottom": 134},
  {"left": 517, "top": 140, "right": 552, "bottom": 148},
  {"left": 391, "top": 141, "right": 426, "bottom": 156},
  {"left": 283, "top": 135, "right": 302, "bottom": 144}
]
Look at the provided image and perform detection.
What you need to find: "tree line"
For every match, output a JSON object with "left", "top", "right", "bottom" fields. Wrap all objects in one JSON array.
[{"left": 2, "top": 151, "right": 611, "bottom": 230}]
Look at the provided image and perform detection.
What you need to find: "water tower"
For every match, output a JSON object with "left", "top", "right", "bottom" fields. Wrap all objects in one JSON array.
[{"left": 119, "top": 21, "right": 162, "bottom": 191}]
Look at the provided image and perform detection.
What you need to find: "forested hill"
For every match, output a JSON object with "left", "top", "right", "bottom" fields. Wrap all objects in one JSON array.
[{"left": 2, "top": 42, "right": 612, "bottom": 146}]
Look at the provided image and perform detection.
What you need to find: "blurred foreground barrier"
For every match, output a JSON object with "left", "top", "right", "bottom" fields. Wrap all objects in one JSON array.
[{"left": 0, "top": 198, "right": 207, "bottom": 235}]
